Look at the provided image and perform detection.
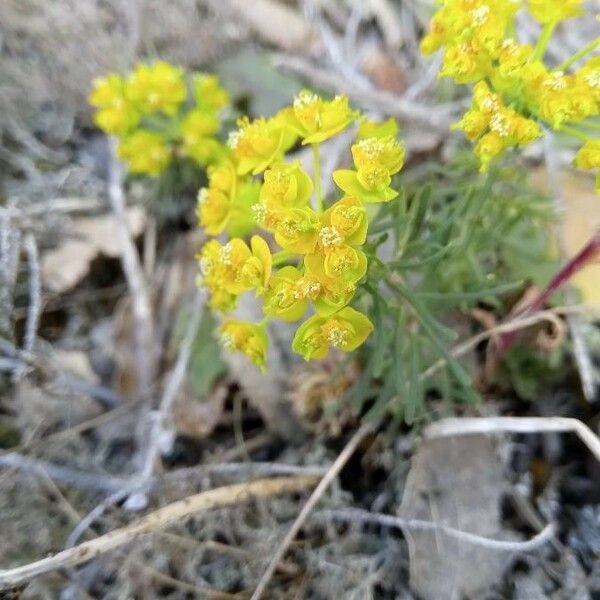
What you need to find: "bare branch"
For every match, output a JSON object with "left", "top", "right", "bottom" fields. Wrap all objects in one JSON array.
[{"left": 106, "top": 138, "right": 155, "bottom": 398}]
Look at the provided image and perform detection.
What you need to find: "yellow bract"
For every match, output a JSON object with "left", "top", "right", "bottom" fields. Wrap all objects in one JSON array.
[
  {"left": 219, "top": 320, "right": 268, "bottom": 372},
  {"left": 280, "top": 90, "right": 359, "bottom": 144},
  {"left": 89, "top": 74, "right": 140, "bottom": 136},
  {"left": 292, "top": 307, "right": 374, "bottom": 361},
  {"left": 228, "top": 116, "right": 296, "bottom": 175},
  {"left": 127, "top": 62, "right": 187, "bottom": 116},
  {"left": 117, "top": 131, "right": 171, "bottom": 176},
  {"left": 528, "top": 0, "right": 584, "bottom": 24}
]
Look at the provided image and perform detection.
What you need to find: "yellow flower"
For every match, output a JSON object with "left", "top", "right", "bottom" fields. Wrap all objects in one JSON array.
[
  {"left": 197, "top": 237, "right": 271, "bottom": 301},
  {"left": 193, "top": 73, "right": 230, "bottom": 111},
  {"left": 454, "top": 81, "right": 542, "bottom": 170},
  {"left": 127, "top": 62, "right": 187, "bottom": 116},
  {"left": 219, "top": 320, "right": 268, "bottom": 372},
  {"left": 574, "top": 140, "right": 600, "bottom": 191},
  {"left": 292, "top": 307, "right": 373, "bottom": 360},
  {"left": 197, "top": 162, "right": 258, "bottom": 236},
  {"left": 319, "top": 196, "right": 368, "bottom": 249},
  {"left": 117, "top": 131, "right": 171, "bottom": 176},
  {"left": 576, "top": 57, "right": 600, "bottom": 102},
  {"left": 263, "top": 266, "right": 309, "bottom": 321},
  {"left": 357, "top": 117, "right": 398, "bottom": 140},
  {"left": 333, "top": 169, "right": 398, "bottom": 202},
  {"left": 439, "top": 40, "right": 491, "bottom": 84},
  {"left": 332, "top": 130, "right": 403, "bottom": 203},
  {"left": 89, "top": 74, "right": 139, "bottom": 136},
  {"left": 574, "top": 140, "right": 600, "bottom": 170},
  {"left": 238, "top": 236, "right": 272, "bottom": 292},
  {"left": 352, "top": 136, "right": 405, "bottom": 178},
  {"left": 274, "top": 207, "right": 320, "bottom": 254},
  {"left": 228, "top": 116, "right": 296, "bottom": 175},
  {"left": 280, "top": 90, "right": 359, "bottom": 144},
  {"left": 474, "top": 132, "right": 504, "bottom": 172},
  {"left": 528, "top": 0, "right": 583, "bottom": 24},
  {"left": 197, "top": 240, "right": 238, "bottom": 312},
  {"left": 305, "top": 245, "right": 368, "bottom": 284},
  {"left": 180, "top": 109, "right": 222, "bottom": 165},
  {"left": 260, "top": 162, "right": 313, "bottom": 209},
  {"left": 421, "top": 0, "right": 520, "bottom": 83}
]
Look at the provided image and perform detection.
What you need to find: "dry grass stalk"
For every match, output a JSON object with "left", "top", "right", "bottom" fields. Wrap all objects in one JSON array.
[
  {"left": 250, "top": 423, "right": 373, "bottom": 600},
  {"left": 0, "top": 475, "right": 319, "bottom": 589}
]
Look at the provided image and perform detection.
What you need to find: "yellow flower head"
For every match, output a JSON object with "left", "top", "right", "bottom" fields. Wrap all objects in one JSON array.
[
  {"left": 320, "top": 196, "right": 368, "bottom": 249},
  {"left": 454, "top": 81, "right": 542, "bottom": 170},
  {"left": 263, "top": 266, "right": 309, "bottom": 321},
  {"left": 219, "top": 320, "right": 268, "bottom": 372},
  {"left": 292, "top": 307, "right": 373, "bottom": 360},
  {"left": 260, "top": 162, "right": 313, "bottom": 209},
  {"left": 352, "top": 136, "right": 405, "bottom": 177},
  {"left": 117, "top": 131, "right": 171, "bottom": 176},
  {"left": 333, "top": 169, "right": 398, "bottom": 203},
  {"left": 197, "top": 237, "right": 271, "bottom": 301},
  {"left": 474, "top": 132, "right": 504, "bottom": 172},
  {"left": 305, "top": 245, "right": 368, "bottom": 284},
  {"left": 574, "top": 140, "right": 600, "bottom": 170},
  {"left": 280, "top": 90, "right": 359, "bottom": 144},
  {"left": 228, "top": 116, "right": 297, "bottom": 175},
  {"left": 357, "top": 118, "right": 398, "bottom": 140},
  {"left": 193, "top": 73, "right": 230, "bottom": 111},
  {"left": 576, "top": 57, "right": 600, "bottom": 101},
  {"left": 127, "top": 62, "right": 187, "bottom": 116},
  {"left": 197, "top": 161, "right": 237, "bottom": 235},
  {"left": 274, "top": 207, "right": 320, "bottom": 254},
  {"left": 180, "top": 109, "right": 222, "bottom": 165},
  {"left": 89, "top": 74, "right": 139, "bottom": 136},
  {"left": 197, "top": 240, "right": 238, "bottom": 312},
  {"left": 528, "top": 0, "right": 584, "bottom": 24}
]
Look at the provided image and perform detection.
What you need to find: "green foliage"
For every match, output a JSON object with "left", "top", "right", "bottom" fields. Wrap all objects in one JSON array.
[
  {"left": 349, "top": 150, "right": 559, "bottom": 425},
  {"left": 173, "top": 305, "right": 227, "bottom": 397}
]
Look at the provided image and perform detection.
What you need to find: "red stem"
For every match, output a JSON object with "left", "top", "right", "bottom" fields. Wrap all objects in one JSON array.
[{"left": 494, "top": 227, "right": 600, "bottom": 359}]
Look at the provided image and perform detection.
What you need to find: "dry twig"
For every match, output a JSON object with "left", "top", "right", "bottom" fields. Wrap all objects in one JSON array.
[
  {"left": 107, "top": 139, "right": 154, "bottom": 398},
  {"left": 315, "top": 508, "right": 555, "bottom": 553},
  {"left": 250, "top": 423, "right": 373, "bottom": 600},
  {"left": 424, "top": 416, "right": 600, "bottom": 463},
  {"left": 0, "top": 475, "right": 319, "bottom": 589}
]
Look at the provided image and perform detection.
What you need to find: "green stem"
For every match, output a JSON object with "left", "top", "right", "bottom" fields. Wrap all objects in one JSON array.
[
  {"left": 558, "top": 124, "right": 594, "bottom": 142},
  {"left": 578, "top": 120, "right": 600, "bottom": 132},
  {"left": 532, "top": 21, "right": 557, "bottom": 62},
  {"left": 556, "top": 36, "right": 600, "bottom": 72},
  {"left": 259, "top": 315, "right": 272, "bottom": 327},
  {"left": 272, "top": 250, "right": 295, "bottom": 266},
  {"left": 312, "top": 143, "right": 324, "bottom": 212}
]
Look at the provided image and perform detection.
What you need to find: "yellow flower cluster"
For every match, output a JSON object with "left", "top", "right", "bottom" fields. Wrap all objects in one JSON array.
[
  {"left": 89, "top": 62, "right": 229, "bottom": 176},
  {"left": 421, "top": 0, "right": 600, "bottom": 181},
  {"left": 196, "top": 91, "right": 402, "bottom": 370}
]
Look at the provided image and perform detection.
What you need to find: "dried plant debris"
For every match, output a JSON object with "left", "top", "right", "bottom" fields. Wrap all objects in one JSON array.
[{"left": 41, "top": 207, "right": 146, "bottom": 293}]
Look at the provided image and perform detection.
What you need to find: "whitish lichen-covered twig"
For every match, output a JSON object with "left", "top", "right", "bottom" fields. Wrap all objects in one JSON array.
[
  {"left": 107, "top": 139, "right": 155, "bottom": 398},
  {"left": 315, "top": 508, "right": 555, "bottom": 553},
  {"left": 12, "top": 232, "right": 41, "bottom": 381}
]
